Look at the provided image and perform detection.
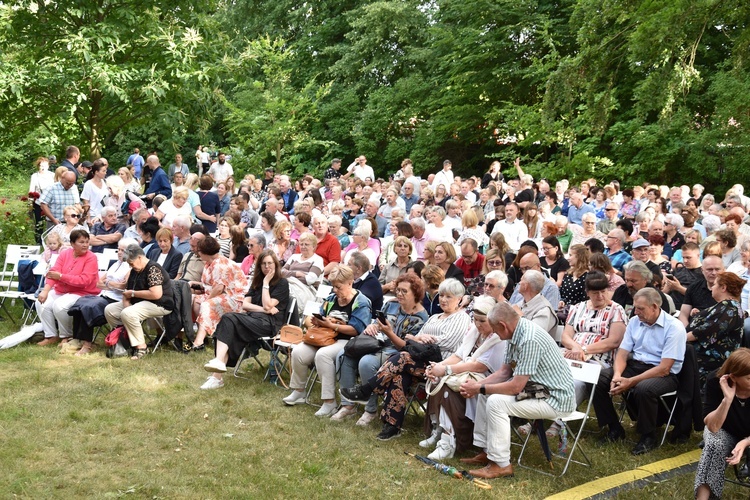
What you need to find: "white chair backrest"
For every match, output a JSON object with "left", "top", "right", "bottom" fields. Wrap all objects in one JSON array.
[
  {"left": 97, "top": 253, "right": 112, "bottom": 272},
  {"left": 315, "top": 283, "right": 332, "bottom": 300},
  {"left": 102, "top": 248, "right": 119, "bottom": 261},
  {"left": 2, "top": 245, "right": 41, "bottom": 274},
  {"left": 565, "top": 358, "right": 602, "bottom": 386}
]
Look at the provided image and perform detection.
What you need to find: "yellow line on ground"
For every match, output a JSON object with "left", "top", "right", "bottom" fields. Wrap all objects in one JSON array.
[{"left": 544, "top": 449, "right": 701, "bottom": 500}]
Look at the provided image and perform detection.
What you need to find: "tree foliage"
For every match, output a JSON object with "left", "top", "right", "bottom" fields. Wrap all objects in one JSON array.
[{"left": 1, "top": 0, "right": 749, "bottom": 192}]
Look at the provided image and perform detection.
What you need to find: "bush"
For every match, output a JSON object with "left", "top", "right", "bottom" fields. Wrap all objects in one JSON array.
[{"left": 0, "top": 195, "right": 36, "bottom": 262}]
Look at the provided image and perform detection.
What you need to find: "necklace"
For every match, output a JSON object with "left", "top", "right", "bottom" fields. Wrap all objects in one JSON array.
[{"left": 737, "top": 396, "right": 749, "bottom": 407}]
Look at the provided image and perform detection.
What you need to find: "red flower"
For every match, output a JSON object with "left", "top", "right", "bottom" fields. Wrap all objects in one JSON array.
[
  {"left": 20, "top": 196, "right": 28, "bottom": 202},
  {"left": 4, "top": 211, "right": 10, "bottom": 217},
  {"left": 1, "top": 199, "right": 5, "bottom": 205}
]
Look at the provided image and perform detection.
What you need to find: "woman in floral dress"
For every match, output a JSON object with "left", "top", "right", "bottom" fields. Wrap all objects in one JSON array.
[{"left": 190, "top": 236, "right": 248, "bottom": 350}]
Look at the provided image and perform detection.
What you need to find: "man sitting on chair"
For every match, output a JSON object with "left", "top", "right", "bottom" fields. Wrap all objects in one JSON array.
[
  {"left": 458, "top": 302, "right": 575, "bottom": 479},
  {"left": 592, "top": 287, "right": 686, "bottom": 455}
]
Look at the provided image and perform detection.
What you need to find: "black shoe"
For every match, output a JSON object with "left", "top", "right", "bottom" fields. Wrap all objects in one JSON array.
[
  {"left": 667, "top": 432, "right": 689, "bottom": 445},
  {"left": 169, "top": 338, "right": 188, "bottom": 354},
  {"left": 597, "top": 426, "right": 626, "bottom": 446},
  {"left": 191, "top": 343, "right": 206, "bottom": 352},
  {"left": 340, "top": 384, "right": 373, "bottom": 405},
  {"left": 631, "top": 435, "right": 657, "bottom": 456},
  {"left": 376, "top": 423, "right": 401, "bottom": 441}
]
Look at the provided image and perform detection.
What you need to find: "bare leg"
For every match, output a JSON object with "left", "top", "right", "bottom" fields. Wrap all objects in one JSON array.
[{"left": 695, "top": 484, "right": 710, "bottom": 500}]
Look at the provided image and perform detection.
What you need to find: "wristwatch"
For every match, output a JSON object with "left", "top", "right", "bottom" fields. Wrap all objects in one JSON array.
[
  {"left": 480, "top": 384, "right": 486, "bottom": 395},
  {"left": 445, "top": 365, "right": 453, "bottom": 376},
  {"left": 582, "top": 345, "right": 588, "bottom": 355}
]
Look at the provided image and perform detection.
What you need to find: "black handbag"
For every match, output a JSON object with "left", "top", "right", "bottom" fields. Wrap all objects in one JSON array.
[
  {"left": 343, "top": 334, "right": 384, "bottom": 359},
  {"left": 404, "top": 340, "right": 442, "bottom": 363}
]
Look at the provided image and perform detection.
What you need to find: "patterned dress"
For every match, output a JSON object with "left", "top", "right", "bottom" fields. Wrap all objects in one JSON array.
[
  {"left": 194, "top": 255, "right": 248, "bottom": 337},
  {"left": 565, "top": 300, "right": 628, "bottom": 366},
  {"left": 688, "top": 298, "right": 744, "bottom": 385}
]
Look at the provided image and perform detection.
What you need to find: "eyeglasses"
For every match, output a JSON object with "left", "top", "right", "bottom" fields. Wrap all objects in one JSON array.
[
  {"left": 395, "top": 288, "right": 409, "bottom": 296},
  {"left": 583, "top": 221, "right": 596, "bottom": 224},
  {"left": 487, "top": 260, "right": 503, "bottom": 266},
  {"left": 69, "top": 213, "right": 81, "bottom": 218},
  {"left": 605, "top": 208, "right": 617, "bottom": 212}
]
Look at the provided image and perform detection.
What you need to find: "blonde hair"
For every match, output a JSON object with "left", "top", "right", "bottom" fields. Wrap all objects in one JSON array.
[
  {"left": 328, "top": 264, "right": 354, "bottom": 285},
  {"left": 172, "top": 186, "right": 190, "bottom": 201}
]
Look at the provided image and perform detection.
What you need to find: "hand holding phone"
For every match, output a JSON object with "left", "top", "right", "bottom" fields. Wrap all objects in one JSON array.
[
  {"left": 312, "top": 313, "right": 324, "bottom": 321},
  {"left": 376, "top": 310, "right": 387, "bottom": 324}
]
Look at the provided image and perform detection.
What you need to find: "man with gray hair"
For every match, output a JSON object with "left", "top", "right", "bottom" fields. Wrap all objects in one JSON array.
[
  {"left": 175, "top": 232, "right": 206, "bottom": 282},
  {"left": 123, "top": 207, "right": 149, "bottom": 242},
  {"left": 89, "top": 206, "right": 126, "bottom": 253},
  {"left": 612, "top": 260, "right": 671, "bottom": 316},
  {"left": 310, "top": 214, "right": 341, "bottom": 275},
  {"left": 410, "top": 217, "right": 430, "bottom": 260},
  {"left": 513, "top": 270, "right": 557, "bottom": 335},
  {"left": 567, "top": 192, "right": 595, "bottom": 226},
  {"left": 593, "top": 287, "right": 686, "bottom": 455},
  {"left": 172, "top": 215, "right": 192, "bottom": 254},
  {"left": 597, "top": 202, "right": 620, "bottom": 234},
  {"left": 459, "top": 302, "right": 575, "bottom": 478},
  {"left": 604, "top": 228, "right": 632, "bottom": 274}
]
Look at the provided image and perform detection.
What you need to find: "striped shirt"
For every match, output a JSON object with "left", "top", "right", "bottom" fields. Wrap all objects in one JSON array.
[
  {"left": 420, "top": 310, "right": 472, "bottom": 360},
  {"left": 505, "top": 318, "right": 575, "bottom": 413}
]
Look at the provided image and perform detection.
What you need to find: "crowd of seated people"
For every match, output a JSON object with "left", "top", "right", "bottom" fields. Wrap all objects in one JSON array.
[{"left": 21, "top": 148, "right": 750, "bottom": 485}]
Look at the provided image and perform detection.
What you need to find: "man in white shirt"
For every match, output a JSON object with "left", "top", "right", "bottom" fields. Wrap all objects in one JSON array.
[
  {"left": 432, "top": 159, "right": 454, "bottom": 191},
  {"left": 346, "top": 155, "right": 375, "bottom": 182},
  {"left": 491, "top": 202, "right": 529, "bottom": 252},
  {"left": 460, "top": 181, "right": 477, "bottom": 204},
  {"left": 207, "top": 152, "right": 233, "bottom": 184},
  {"left": 378, "top": 188, "right": 406, "bottom": 220}
]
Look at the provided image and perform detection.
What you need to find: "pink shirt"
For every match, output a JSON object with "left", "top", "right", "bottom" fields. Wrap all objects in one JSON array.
[{"left": 47, "top": 248, "right": 99, "bottom": 295}]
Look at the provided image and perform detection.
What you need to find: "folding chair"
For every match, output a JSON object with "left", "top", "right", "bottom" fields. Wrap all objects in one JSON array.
[
  {"left": 406, "top": 380, "right": 428, "bottom": 416},
  {"left": 618, "top": 389, "right": 679, "bottom": 447},
  {"left": 0, "top": 251, "right": 43, "bottom": 324},
  {"left": 233, "top": 297, "right": 297, "bottom": 381},
  {"left": 517, "top": 359, "right": 601, "bottom": 476}
]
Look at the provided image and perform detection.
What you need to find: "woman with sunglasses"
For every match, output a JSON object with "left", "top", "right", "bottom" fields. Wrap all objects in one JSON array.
[{"left": 49, "top": 205, "right": 87, "bottom": 246}]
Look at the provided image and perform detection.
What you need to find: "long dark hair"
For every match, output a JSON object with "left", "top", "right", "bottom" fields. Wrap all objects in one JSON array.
[{"left": 252, "top": 249, "right": 282, "bottom": 290}]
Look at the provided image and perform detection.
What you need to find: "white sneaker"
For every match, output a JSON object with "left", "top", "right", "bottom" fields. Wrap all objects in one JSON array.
[
  {"left": 419, "top": 427, "right": 443, "bottom": 449},
  {"left": 203, "top": 358, "right": 227, "bottom": 373},
  {"left": 282, "top": 391, "right": 308, "bottom": 406},
  {"left": 314, "top": 402, "right": 338, "bottom": 417},
  {"left": 200, "top": 376, "right": 224, "bottom": 390},
  {"left": 330, "top": 405, "right": 358, "bottom": 421},
  {"left": 427, "top": 435, "right": 455, "bottom": 461},
  {"left": 356, "top": 411, "right": 377, "bottom": 426}
]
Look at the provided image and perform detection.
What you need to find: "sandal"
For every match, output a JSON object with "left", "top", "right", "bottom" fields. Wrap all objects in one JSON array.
[
  {"left": 131, "top": 347, "right": 148, "bottom": 360},
  {"left": 546, "top": 422, "right": 563, "bottom": 438}
]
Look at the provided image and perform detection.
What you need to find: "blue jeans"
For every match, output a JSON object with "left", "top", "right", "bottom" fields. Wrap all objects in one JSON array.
[{"left": 337, "top": 347, "right": 398, "bottom": 413}]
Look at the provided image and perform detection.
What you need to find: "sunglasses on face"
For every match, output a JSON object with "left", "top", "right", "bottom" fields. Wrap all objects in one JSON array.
[{"left": 70, "top": 213, "right": 81, "bottom": 218}]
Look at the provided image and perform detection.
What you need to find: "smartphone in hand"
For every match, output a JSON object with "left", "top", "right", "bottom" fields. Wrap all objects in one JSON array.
[{"left": 376, "top": 310, "right": 387, "bottom": 324}]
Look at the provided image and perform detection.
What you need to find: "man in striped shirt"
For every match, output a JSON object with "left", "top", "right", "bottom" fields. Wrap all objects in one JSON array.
[{"left": 459, "top": 302, "right": 575, "bottom": 479}]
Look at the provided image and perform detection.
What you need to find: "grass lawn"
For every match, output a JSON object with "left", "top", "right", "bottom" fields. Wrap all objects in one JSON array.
[{"left": 0, "top": 310, "right": 748, "bottom": 498}]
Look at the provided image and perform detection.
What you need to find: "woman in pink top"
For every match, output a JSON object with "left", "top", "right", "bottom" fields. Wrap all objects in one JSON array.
[{"left": 36, "top": 229, "right": 99, "bottom": 346}]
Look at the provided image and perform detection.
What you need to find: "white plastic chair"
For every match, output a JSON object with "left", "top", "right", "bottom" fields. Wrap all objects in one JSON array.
[{"left": 517, "top": 358, "right": 602, "bottom": 476}]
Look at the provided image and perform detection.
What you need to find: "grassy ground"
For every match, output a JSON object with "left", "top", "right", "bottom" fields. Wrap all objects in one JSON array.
[{"left": 0, "top": 305, "right": 748, "bottom": 499}]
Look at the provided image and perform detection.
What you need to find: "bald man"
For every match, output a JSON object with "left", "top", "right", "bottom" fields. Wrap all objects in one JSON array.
[
  {"left": 143, "top": 154, "right": 172, "bottom": 201},
  {"left": 39, "top": 171, "right": 80, "bottom": 228},
  {"left": 508, "top": 253, "right": 560, "bottom": 308}
]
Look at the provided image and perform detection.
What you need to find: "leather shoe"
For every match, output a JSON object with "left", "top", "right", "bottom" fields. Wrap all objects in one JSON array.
[
  {"left": 469, "top": 461, "right": 514, "bottom": 479},
  {"left": 631, "top": 435, "right": 657, "bottom": 455},
  {"left": 460, "top": 451, "right": 489, "bottom": 466},
  {"left": 598, "top": 426, "right": 625, "bottom": 445}
]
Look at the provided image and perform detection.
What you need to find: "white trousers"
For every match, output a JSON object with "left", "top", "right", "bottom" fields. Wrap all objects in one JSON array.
[
  {"left": 473, "top": 394, "right": 570, "bottom": 466},
  {"left": 35, "top": 290, "right": 82, "bottom": 339},
  {"left": 290, "top": 340, "right": 349, "bottom": 400}
]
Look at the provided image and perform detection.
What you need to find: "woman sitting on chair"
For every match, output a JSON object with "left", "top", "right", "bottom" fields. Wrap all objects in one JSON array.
[
  {"left": 282, "top": 265, "right": 372, "bottom": 417},
  {"left": 341, "top": 278, "right": 471, "bottom": 441},
  {"left": 695, "top": 348, "right": 750, "bottom": 500},
  {"left": 201, "top": 250, "right": 290, "bottom": 390},
  {"left": 281, "top": 232, "right": 324, "bottom": 316},
  {"left": 190, "top": 237, "right": 249, "bottom": 350},
  {"left": 68, "top": 238, "right": 136, "bottom": 355},
  {"left": 421, "top": 296, "right": 504, "bottom": 460}
]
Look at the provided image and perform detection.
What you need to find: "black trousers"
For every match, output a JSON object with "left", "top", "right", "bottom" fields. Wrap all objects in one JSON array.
[{"left": 593, "top": 360, "right": 678, "bottom": 436}]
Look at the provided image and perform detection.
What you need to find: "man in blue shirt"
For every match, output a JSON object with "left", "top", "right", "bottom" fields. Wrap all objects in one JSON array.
[
  {"left": 400, "top": 182, "right": 419, "bottom": 214},
  {"left": 604, "top": 228, "right": 633, "bottom": 274},
  {"left": 593, "top": 287, "right": 686, "bottom": 455},
  {"left": 127, "top": 148, "right": 145, "bottom": 179},
  {"left": 143, "top": 155, "right": 172, "bottom": 203},
  {"left": 567, "top": 192, "right": 595, "bottom": 226}
]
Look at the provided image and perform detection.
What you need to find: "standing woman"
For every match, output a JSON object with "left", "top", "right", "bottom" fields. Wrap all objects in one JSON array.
[
  {"left": 196, "top": 175, "right": 222, "bottom": 233},
  {"left": 559, "top": 244, "right": 590, "bottom": 309},
  {"left": 30, "top": 157, "right": 56, "bottom": 240},
  {"left": 190, "top": 236, "right": 249, "bottom": 350},
  {"left": 119, "top": 167, "right": 141, "bottom": 194},
  {"left": 695, "top": 348, "right": 750, "bottom": 500},
  {"left": 201, "top": 250, "right": 290, "bottom": 389},
  {"left": 481, "top": 161, "right": 502, "bottom": 189},
  {"left": 81, "top": 159, "right": 110, "bottom": 222}
]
